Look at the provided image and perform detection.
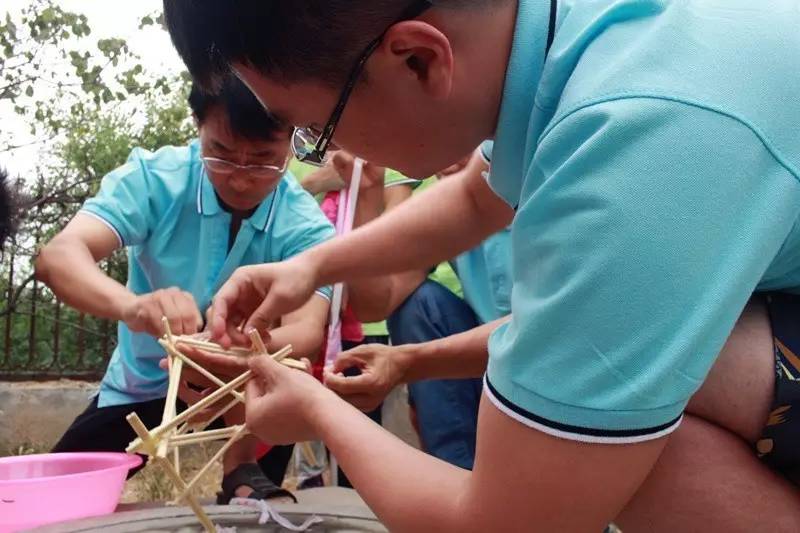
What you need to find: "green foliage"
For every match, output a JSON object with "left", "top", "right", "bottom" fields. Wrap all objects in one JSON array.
[
  {"left": 1, "top": 0, "right": 170, "bottom": 149},
  {"left": 0, "top": 2, "right": 196, "bottom": 379}
]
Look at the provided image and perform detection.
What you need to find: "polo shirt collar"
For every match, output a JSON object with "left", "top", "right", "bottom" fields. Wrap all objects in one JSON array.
[
  {"left": 490, "top": 0, "right": 555, "bottom": 206},
  {"left": 197, "top": 169, "right": 281, "bottom": 233}
]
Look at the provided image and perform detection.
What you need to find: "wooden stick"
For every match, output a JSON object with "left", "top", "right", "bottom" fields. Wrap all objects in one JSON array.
[
  {"left": 155, "top": 456, "right": 216, "bottom": 533},
  {"left": 169, "top": 426, "right": 242, "bottom": 445},
  {"left": 127, "top": 370, "right": 253, "bottom": 453},
  {"left": 280, "top": 358, "right": 307, "bottom": 371},
  {"left": 173, "top": 338, "right": 252, "bottom": 357},
  {"left": 158, "top": 354, "right": 183, "bottom": 458},
  {"left": 173, "top": 425, "right": 248, "bottom": 503},
  {"left": 271, "top": 344, "right": 294, "bottom": 363},
  {"left": 173, "top": 446, "right": 180, "bottom": 478},
  {"left": 162, "top": 316, "right": 174, "bottom": 344},
  {"left": 173, "top": 335, "right": 252, "bottom": 353},
  {"left": 249, "top": 329, "right": 268, "bottom": 355},
  {"left": 192, "top": 397, "right": 240, "bottom": 433},
  {"left": 159, "top": 339, "right": 245, "bottom": 403},
  {"left": 126, "top": 412, "right": 158, "bottom": 456}
]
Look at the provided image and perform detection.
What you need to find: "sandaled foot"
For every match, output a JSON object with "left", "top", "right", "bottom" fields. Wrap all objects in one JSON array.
[{"left": 217, "top": 463, "right": 297, "bottom": 505}]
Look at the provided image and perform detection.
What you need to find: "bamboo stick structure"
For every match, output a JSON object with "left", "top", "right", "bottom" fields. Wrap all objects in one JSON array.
[{"left": 125, "top": 318, "right": 300, "bottom": 532}]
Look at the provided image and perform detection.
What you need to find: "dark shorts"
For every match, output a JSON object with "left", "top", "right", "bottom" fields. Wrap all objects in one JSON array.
[
  {"left": 51, "top": 396, "right": 226, "bottom": 477},
  {"left": 757, "top": 292, "right": 800, "bottom": 485}
]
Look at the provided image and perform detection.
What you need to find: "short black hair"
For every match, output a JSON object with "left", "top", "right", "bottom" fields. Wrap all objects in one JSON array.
[
  {"left": 0, "top": 168, "right": 19, "bottom": 251},
  {"left": 164, "top": 0, "right": 499, "bottom": 92},
  {"left": 188, "top": 75, "right": 289, "bottom": 141}
]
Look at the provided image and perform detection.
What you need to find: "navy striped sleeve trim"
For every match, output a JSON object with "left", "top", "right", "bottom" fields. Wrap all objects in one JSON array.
[{"left": 484, "top": 376, "right": 682, "bottom": 444}]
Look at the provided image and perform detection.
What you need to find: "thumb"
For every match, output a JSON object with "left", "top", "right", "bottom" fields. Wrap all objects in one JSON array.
[
  {"left": 248, "top": 354, "right": 280, "bottom": 383},
  {"left": 243, "top": 292, "right": 281, "bottom": 334},
  {"left": 331, "top": 350, "right": 363, "bottom": 373}
]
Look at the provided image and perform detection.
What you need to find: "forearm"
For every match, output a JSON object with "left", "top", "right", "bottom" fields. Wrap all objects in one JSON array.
[
  {"left": 35, "top": 240, "right": 133, "bottom": 320},
  {"left": 267, "top": 320, "right": 324, "bottom": 362},
  {"left": 399, "top": 316, "right": 508, "bottom": 381},
  {"left": 309, "top": 388, "right": 471, "bottom": 532},
  {"left": 307, "top": 174, "right": 512, "bottom": 286},
  {"left": 349, "top": 270, "right": 428, "bottom": 323}
]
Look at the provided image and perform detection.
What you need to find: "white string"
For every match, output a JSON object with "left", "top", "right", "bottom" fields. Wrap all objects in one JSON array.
[{"left": 229, "top": 498, "right": 324, "bottom": 531}]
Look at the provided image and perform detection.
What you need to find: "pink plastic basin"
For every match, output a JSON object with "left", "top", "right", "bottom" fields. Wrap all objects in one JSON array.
[{"left": 0, "top": 452, "right": 142, "bottom": 533}]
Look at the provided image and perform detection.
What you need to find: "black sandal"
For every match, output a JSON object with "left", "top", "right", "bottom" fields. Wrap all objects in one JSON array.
[{"left": 217, "top": 463, "right": 297, "bottom": 504}]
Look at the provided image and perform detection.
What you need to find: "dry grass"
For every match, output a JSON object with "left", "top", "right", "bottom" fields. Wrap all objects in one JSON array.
[{"left": 121, "top": 442, "right": 224, "bottom": 503}]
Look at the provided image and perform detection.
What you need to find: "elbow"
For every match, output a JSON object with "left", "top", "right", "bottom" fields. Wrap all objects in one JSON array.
[{"left": 34, "top": 243, "right": 55, "bottom": 284}]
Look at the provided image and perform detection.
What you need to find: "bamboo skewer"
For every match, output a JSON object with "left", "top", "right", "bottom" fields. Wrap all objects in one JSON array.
[
  {"left": 159, "top": 339, "right": 246, "bottom": 403},
  {"left": 124, "top": 322, "right": 301, "bottom": 531},
  {"left": 172, "top": 425, "right": 248, "bottom": 504},
  {"left": 127, "top": 369, "right": 252, "bottom": 454},
  {"left": 168, "top": 425, "right": 243, "bottom": 445}
]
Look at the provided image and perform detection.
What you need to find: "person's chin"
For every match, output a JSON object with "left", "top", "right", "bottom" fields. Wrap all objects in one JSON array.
[{"left": 226, "top": 197, "right": 260, "bottom": 211}]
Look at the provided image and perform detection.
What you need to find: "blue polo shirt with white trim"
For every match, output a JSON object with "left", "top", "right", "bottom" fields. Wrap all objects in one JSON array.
[
  {"left": 485, "top": 0, "right": 800, "bottom": 443},
  {"left": 82, "top": 140, "right": 335, "bottom": 407}
]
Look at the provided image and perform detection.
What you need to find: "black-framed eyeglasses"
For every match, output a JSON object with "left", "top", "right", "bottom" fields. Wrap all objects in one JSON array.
[
  {"left": 202, "top": 156, "right": 289, "bottom": 180},
  {"left": 291, "top": 0, "right": 433, "bottom": 166}
]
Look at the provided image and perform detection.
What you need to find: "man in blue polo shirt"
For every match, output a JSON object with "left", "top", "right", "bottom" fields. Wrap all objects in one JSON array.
[
  {"left": 35, "top": 76, "right": 334, "bottom": 503},
  {"left": 165, "top": 0, "right": 800, "bottom": 529}
]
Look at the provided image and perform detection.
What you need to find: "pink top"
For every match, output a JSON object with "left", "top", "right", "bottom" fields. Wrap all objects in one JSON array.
[{"left": 321, "top": 192, "right": 364, "bottom": 343}]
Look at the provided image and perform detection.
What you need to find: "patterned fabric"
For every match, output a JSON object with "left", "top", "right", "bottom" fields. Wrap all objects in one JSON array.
[{"left": 757, "top": 292, "right": 800, "bottom": 485}]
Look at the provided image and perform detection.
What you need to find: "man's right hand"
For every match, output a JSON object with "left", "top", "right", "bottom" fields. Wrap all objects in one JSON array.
[
  {"left": 208, "top": 257, "right": 319, "bottom": 347},
  {"left": 324, "top": 344, "right": 413, "bottom": 412},
  {"left": 121, "top": 287, "right": 202, "bottom": 338}
]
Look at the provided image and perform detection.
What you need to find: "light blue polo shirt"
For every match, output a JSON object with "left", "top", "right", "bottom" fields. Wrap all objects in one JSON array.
[
  {"left": 485, "top": 0, "right": 800, "bottom": 443},
  {"left": 82, "top": 140, "right": 335, "bottom": 407},
  {"left": 451, "top": 141, "right": 512, "bottom": 324}
]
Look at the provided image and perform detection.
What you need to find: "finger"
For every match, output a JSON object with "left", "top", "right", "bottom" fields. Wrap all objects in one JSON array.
[
  {"left": 243, "top": 293, "right": 281, "bottom": 334},
  {"left": 209, "top": 278, "right": 243, "bottom": 344},
  {"left": 248, "top": 354, "right": 281, "bottom": 382},
  {"left": 323, "top": 370, "right": 376, "bottom": 395},
  {"left": 331, "top": 351, "right": 366, "bottom": 373},
  {"left": 141, "top": 299, "right": 165, "bottom": 338},
  {"left": 226, "top": 317, "right": 249, "bottom": 347},
  {"left": 177, "top": 381, "right": 206, "bottom": 406},
  {"left": 158, "top": 358, "right": 169, "bottom": 371},
  {"left": 180, "top": 367, "right": 218, "bottom": 389},
  {"left": 245, "top": 376, "right": 266, "bottom": 401},
  {"left": 176, "top": 291, "right": 202, "bottom": 334},
  {"left": 181, "top": 347, "right": 249, "bottom": 376},
  {"left": 159, "top": 289, "right": 184, "bottom": 336}
]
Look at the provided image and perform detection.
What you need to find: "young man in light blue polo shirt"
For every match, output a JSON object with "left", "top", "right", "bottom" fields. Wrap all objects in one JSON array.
[
  {"left": 166, "top": 0, "right": 800, "bottom": 529},
  {"left": 36, "top": 77, "right": 334, "bottom": 503}
]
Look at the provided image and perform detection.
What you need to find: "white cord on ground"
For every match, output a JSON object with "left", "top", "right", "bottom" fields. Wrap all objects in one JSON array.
[{"left": 229, "top": 498, "right": 324, "bottom": 531}]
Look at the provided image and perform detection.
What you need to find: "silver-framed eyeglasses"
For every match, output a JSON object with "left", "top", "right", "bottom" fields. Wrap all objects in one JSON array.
[{"left": 202, "top": 156, "right": 289, "bottom": 179}]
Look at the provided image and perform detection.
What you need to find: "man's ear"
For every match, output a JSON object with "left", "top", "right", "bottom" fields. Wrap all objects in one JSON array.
[{"left": 380, "top": 20, "right": 455, "bottom": 100}]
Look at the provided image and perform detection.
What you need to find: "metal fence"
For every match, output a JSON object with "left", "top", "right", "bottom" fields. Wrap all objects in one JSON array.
[{"left": 0, "top": 241, "right": 119, "bottom": 381}]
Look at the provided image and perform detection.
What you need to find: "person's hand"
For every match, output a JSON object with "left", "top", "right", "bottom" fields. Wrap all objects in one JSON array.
[
  {"left": 436, "top": 154, "right": 472, "bottom": 179},
  {"left": 300, "top": 161, "right": 346, "bottom": 195},
  {"left": 245, "top": 355, "right": 330, "bottom": 445},
  {"left": 323, "top": 344, "right": 412, "bottom": 412},
  {"left": 331, "top": 151, "right": 386, "bottom": 191},
  {"left": 122, "top": 288, "right": 202, "bottom": 338},
  {"left": 208, "top": 258, "right": 319, "bottom": 347}
]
